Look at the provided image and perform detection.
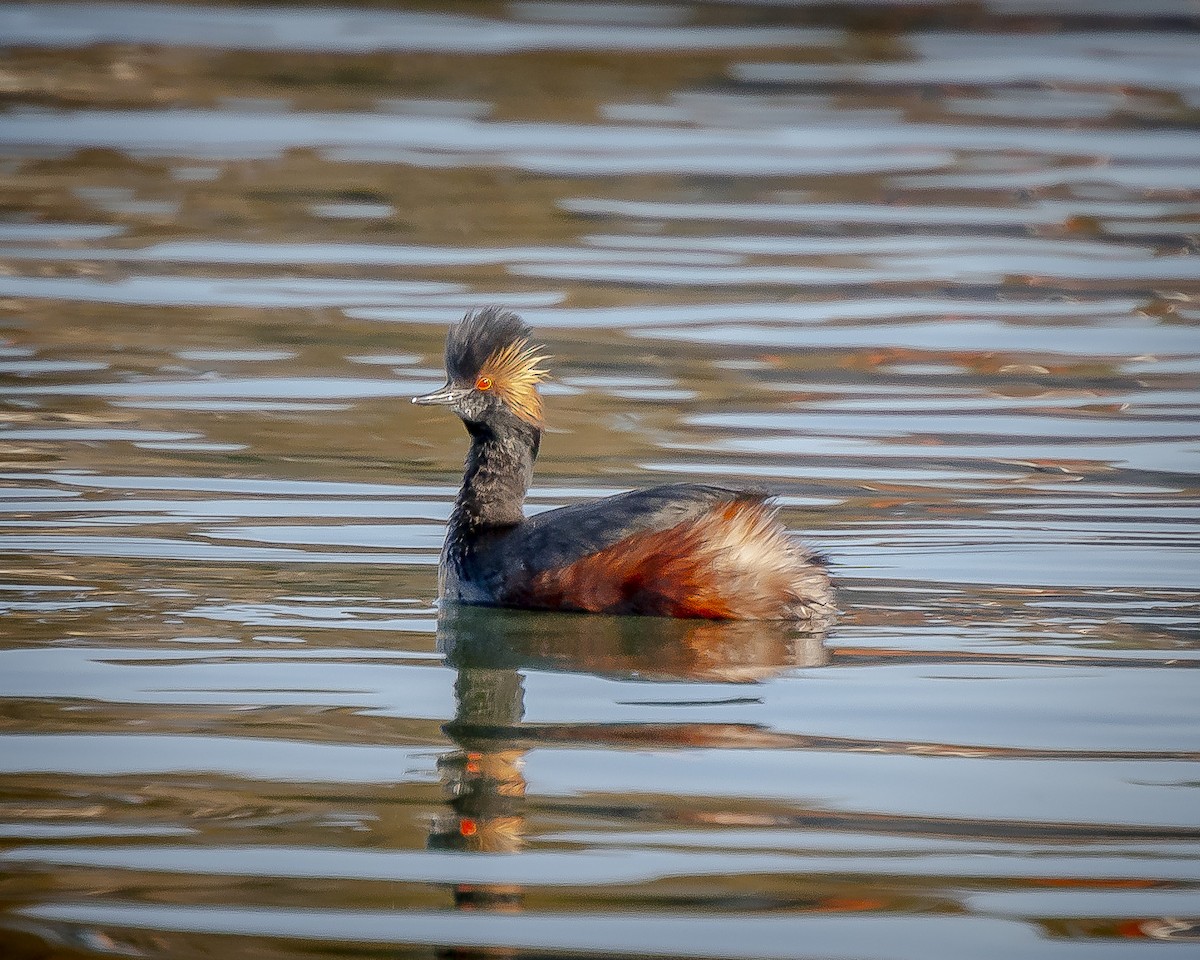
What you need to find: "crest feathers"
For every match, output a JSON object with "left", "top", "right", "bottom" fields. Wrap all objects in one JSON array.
[
  {"left": 445, "top": 307, "right": 531, "bottom": 381},
  {"left": 445, "top": 308, "right": 550, "bottom": 426}
]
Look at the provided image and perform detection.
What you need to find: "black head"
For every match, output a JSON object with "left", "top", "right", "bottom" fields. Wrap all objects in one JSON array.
[
  {"left": 413, "top": 308, "right": 549, "bottom": 429},
  {"left": 445, "top": 307, "right": 530, "bottom": 382}
]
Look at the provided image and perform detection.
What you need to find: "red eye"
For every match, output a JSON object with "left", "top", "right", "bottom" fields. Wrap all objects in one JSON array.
[{"left": 475, "top": 376, "right": 492, "bottom": 391}]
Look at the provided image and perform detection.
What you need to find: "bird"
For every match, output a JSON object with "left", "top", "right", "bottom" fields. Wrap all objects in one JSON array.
[{"left": 413, "top": 307, "right": 834, "bottom": 622}]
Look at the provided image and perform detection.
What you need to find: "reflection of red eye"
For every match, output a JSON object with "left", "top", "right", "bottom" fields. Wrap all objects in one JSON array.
[{"left": 475, "top": 376, "right": 492, "bottom": 391}]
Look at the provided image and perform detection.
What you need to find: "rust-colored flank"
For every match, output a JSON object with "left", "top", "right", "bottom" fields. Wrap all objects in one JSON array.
[{"left": 522, "top": 499, "right": 826, "bottom": 620}]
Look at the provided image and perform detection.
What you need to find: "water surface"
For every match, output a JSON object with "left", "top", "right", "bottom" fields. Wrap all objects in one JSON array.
[{"left": 1, "top": 1, "right": 1198, "bottom": 958}]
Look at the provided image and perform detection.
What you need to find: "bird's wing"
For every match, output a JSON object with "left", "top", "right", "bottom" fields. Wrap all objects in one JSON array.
[{"left": 481, "top": 483, "right": 764, "bottom": 584}]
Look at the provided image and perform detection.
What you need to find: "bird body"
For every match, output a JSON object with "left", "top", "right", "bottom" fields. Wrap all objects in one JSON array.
[{"left": 414, "top": 308, "right": 834, "bottom": 623}]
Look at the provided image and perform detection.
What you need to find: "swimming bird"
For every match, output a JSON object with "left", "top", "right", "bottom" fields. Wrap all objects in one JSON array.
[{"left": 413, "top": 307, "right": 833, "bottom": 622}]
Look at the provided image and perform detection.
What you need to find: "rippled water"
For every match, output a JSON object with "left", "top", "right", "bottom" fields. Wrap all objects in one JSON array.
[{"left": 2, "top": 2, "right": 1199, "bottom": 958}]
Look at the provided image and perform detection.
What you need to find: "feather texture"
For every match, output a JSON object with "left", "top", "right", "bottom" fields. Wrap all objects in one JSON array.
[
  {"left": 478, "top": 337, "right": 550, "bottom": 426},
  {"left": 507, "top": 496, "right": 834, "bottom": 621}
]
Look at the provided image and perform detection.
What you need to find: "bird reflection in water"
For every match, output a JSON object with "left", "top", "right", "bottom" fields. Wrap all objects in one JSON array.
[{"left": 428, "top": 605, "right": 829, "bottom": 914}]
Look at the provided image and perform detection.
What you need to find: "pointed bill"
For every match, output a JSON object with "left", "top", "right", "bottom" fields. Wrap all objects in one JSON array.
[{"left": 412, "top": 383, "right": 467, "bottom": 406}]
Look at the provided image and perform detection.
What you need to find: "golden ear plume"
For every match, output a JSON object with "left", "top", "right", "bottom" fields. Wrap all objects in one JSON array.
[{"left": 478, "top": 338, "right": 551, "bottom": 426}]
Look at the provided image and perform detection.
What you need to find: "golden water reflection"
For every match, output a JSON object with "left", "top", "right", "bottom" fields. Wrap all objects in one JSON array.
[{"left": 432, "top": 606, "right": 829, "bottom": 920}]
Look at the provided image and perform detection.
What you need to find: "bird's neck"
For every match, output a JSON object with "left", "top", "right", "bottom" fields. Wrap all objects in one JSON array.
[{"left": 450, "top": 420, "right": 539, "bottom": 533}]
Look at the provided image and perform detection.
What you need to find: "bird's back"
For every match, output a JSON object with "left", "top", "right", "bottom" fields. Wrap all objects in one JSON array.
[{"left": 448, "top": 483, "right": 834, "bottom": 622}]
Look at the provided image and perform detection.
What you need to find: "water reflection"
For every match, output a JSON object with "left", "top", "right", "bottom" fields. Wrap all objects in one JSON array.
[
  {"left": 432, "top": 605, "right": 827, "bottom": 915},
  {"left": 438, "top": 604, "right": 828, "bottom": 683}
]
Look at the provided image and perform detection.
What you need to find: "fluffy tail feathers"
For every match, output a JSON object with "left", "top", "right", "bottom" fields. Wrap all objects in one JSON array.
[{"left": 525, "top": 497, "right": 835, "bottom": 622}]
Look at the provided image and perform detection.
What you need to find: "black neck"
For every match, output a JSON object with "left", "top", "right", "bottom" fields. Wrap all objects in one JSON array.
[{"left": 450, "top": 419, "right": 540, "bottom": 533}]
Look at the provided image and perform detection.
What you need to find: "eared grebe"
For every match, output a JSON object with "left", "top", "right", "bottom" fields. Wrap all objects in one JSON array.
[{"left": 413, "top": 307, "right": 834, "bottom": 622}]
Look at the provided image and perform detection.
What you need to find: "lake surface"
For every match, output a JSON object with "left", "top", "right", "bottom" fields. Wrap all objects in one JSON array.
[{"left": 1, "top": 1, "right": 1199, "bottom": 958}]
